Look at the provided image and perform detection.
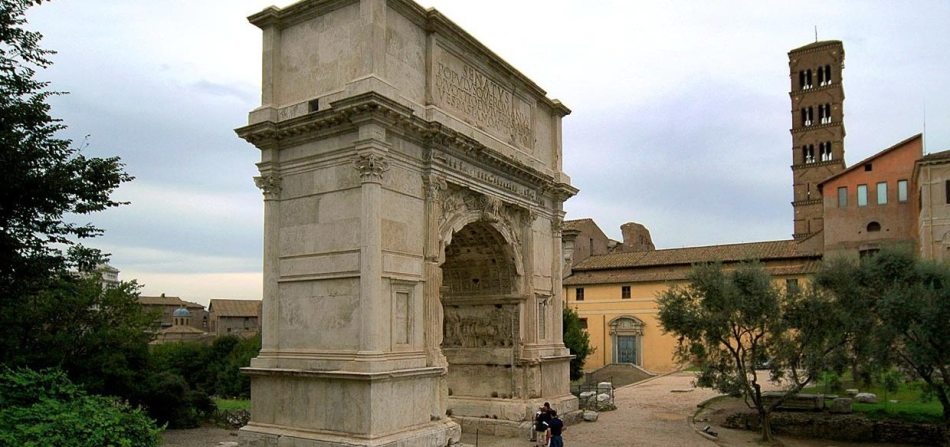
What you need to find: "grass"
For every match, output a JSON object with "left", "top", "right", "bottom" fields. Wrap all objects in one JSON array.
[
  {"left": 214, "top": 397, "right": 251, "bottom": 411},
  {"left": 801, "top": 376, "right": 944, "bottom": 424}
]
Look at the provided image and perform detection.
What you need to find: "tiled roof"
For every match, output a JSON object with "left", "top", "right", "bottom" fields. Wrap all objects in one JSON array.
[
  {"left": 920, "top": 149, "right": 950, "bottom": 162},
  {"left": 209, "top": 299, "right": 261, "bottom": 318},
  {"left": 572, "top": 239, "right": 819, "bottom": 271},
  {"left": 563, "top": 260, "right": 822, "bottom": 286},
  {"left": 138, "top": 295, "right": 204, "bottom": 309},
  {"left": 159, "top": 325, "right": 206, "bottom": 335}
]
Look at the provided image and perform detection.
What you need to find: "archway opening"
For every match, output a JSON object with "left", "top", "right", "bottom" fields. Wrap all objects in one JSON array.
[{"left": 440, "top": 221, "right": 520, "bottom": 404}]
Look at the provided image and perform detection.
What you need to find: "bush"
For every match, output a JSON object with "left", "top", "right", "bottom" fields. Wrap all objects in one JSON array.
[
  {"left": 137, "top": 370, "right": 214, "bottom": 429},
  {"left": 0, "top": 368, "right": 161, "bottom": 447}
]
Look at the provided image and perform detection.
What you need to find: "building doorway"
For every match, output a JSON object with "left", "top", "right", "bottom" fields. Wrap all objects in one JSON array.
[{"left": 609, "top": 316, "right": 644, "bottom": 366}]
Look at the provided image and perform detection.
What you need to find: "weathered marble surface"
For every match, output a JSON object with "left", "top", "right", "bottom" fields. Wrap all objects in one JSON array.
[{"left": 236, "top": 0, "right": 577, "bottom": 445}]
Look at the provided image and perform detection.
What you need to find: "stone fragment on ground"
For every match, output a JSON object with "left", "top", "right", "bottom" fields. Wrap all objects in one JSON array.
[
  {"left": 582, "top": 410, "right": 599, "bottom": 422},
  {"left": 829, "top": 397, "right": 853, "bottom": 414},
  {"left": 855, "top": 392, "right": 878, "bottom": 403}
]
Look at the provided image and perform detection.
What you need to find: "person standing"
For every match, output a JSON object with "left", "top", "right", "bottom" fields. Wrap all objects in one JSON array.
[
  {"left": 532, "top": 402, "right": 551, "bottom": 446},
  {"left": 546, "top": 409, "right": 564, "bottom": 447}
]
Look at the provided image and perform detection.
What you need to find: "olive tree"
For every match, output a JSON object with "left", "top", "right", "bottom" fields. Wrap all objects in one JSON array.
[{"left": 659, "top": 262, "right": 850, "bottom": 441}]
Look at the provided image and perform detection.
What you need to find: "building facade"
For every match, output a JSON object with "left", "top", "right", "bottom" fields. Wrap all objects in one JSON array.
[
  {"left": 820, "top": 135, "right": 922, "bottom": 258},
  {"left": 138, "top": 294, "right": 208, "bottom": 331},
  {"left": 208, "top": 299, "right": 262, "bottom": 337},
  {"left": 563, "top": 223, "right": 820, "bottom": 373},
  {"left": 915, "top": 149, "right": 950, "bottom": 262}
]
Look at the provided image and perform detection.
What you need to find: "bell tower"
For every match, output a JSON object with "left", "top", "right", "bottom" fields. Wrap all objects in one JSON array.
[{"left": 788, "top": 40, "right": 846, "bottom": 240}]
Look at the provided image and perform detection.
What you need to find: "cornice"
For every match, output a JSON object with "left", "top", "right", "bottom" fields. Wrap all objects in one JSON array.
[
  {"left": 790, "top": 121, "right": 845, "bottom": 136},
  {"left": 788, "top": 83, "right": 845, "bottom": 100},
  {"left": 791, "top": 159, "right": 845, "bottom": 171},
  {"left": 247, "top": 0, "right": 358, "bottom": 29},
  {"left": 792, "top": 198, "right": 823, "bottom": 207},
  {"left": 235, "top": 92, "right": 562, "bottom": 190}
]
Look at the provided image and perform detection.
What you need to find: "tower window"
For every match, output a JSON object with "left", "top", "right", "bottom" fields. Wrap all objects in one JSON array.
[
  {"left": 818, "top": 104, "right": 832, "bottom": 124},
  {"left": 575, "top": 288, "right": 585, "bottom": 301},
  {"left": 867, "top": 221, "right": 881, "bottom": 232},
  {"left": 801, "top": 107, "right": 814, "bottom": 127},
  {"left": 857, "top": 184, "right": 868, "bottom": 207},
  {"left": 877, "top": 182, "right": 888, "bottom": 205},
  {"left": 819, "top": 142, "right": 833, "bottom": 161},
  {"left": 799, "top": 71, "right": 806, "bottom": 90},
  {"left": 898, "top": 180, "right": 908, "bottom": 202},
  {"left": 803, "top": 145, "right": 815, "bottom": 163},
  {"left": 805, "top": 69, "right": 813, "bottom": 89},
  {"left": 819, "top": 65, "right": 833, "bottom": 86},
  {"left": 838, "top": 187, "right": 848, "bottom": 208}
]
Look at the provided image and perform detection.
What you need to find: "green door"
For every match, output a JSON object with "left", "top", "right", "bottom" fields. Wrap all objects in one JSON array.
[{"left": 617, "top": 335, "right": 637, "bottom": 364}]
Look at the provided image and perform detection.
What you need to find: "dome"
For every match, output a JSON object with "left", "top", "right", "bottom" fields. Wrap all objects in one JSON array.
[{"left": 172, "top": 307, "right": 191, "bottom": 318}]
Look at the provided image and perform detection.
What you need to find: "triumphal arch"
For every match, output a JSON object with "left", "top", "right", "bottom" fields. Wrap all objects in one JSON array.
[{"left": 236, "top": 0, "right": 578, "bottom": 445}]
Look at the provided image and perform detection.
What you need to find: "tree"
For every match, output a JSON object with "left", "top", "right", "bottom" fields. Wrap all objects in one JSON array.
[
  {"left": 563, "top": 306, "right": 593, "bottom": 381},
  {"left": 0, "top": 0, "right": 131, "bottom": 302},
  {"left": 816, "top": 249, "right": 950, "bottom": 424},
  {"left": 0, "top": 274, "right": 156, "bottom": 399},
  {"left": 658, "top": 262, "right": 850, "bottom": 442}
]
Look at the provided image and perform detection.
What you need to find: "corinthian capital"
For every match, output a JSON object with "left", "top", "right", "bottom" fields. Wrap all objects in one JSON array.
[
  {"left": 254, "top": 174, "right": 282, "bottom": 200},
  {"left": 353, "top": 153, "right": 390, "bottom": 182}
]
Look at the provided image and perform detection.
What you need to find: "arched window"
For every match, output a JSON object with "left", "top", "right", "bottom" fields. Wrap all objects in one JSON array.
[
  {"left": 820, "top": 142, "right": 833, "bottom": 161},
  {"left": 824, "top": 65, "right": 832, "bottom": 85},
  {"left": 799, "top": 71, "right": 806, "bottom": 90},
  {"left": 867, "top": 221, "right": 881, "bottom": 232},
  {"left": 805, "top": 69, "right": 813, "bottom": 88},
  {"left": 817, "top": 66, "right": 825, "bottom": 85},
  {"left": 802, "top": 107, "right": 813, "bottom": 126}
]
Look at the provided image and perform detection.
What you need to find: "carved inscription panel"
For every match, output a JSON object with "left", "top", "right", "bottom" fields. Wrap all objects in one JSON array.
[{"left": 433, "top": 45, "right": 534, "bottom": 152}]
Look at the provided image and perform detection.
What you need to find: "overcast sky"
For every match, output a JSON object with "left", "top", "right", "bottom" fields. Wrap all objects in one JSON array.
[{"left": 26, "top": 1, "right": 950, "bottom": 305}]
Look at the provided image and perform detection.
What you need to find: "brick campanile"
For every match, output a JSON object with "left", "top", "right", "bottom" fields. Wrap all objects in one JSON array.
[{"left": 788, "top": 40, "right": 846, "bottom": 240}]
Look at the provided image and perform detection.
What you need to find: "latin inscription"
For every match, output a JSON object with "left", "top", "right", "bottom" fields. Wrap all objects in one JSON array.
[
  {"left": 435, "top": 60, "right": 533, "bottom": 149},
  {"left": 441, "top": 154, "right": 538, "bottom": 202}
]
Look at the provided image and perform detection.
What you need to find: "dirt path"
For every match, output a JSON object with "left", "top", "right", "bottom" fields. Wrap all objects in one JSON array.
[{"left": 164, "top": 372, "right": 909, "bottom": 446}]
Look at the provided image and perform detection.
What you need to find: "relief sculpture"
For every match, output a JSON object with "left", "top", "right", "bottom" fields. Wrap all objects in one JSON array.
[{"left": 442, "top": 304, "right": 517, "bottom": 348}]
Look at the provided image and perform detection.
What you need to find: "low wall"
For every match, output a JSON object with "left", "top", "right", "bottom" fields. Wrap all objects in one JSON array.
[{"left": 724, "top": 411, "right": 948, "bottom": 446}]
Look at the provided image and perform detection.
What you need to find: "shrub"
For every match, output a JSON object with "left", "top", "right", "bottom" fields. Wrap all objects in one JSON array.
[{"left": 0, "top": 368, "right": 161, "bottom": 447}]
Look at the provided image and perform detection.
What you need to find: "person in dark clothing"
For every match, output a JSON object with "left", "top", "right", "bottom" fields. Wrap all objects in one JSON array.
[
  {"left": 546, "top": 409, "right": 564, "bottom": 447},
  {"left": 532, "top": 402, "right": 552, "bottom": 445}
]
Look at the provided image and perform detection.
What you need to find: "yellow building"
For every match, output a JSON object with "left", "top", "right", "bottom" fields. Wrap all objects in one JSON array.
[{"left": 562, "top": 220, "right": 821, "bottom": 374}]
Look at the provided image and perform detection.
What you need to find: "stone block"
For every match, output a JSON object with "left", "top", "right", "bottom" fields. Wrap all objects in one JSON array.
[
  {"left": 855, "top": 392, "right": 878, "bottom": 403},
  {"left": 829, "top": 397, "right": 853, "bottom": 414},
  {"left": 582, "top": 410, "right": 599, "bottom": 422}
]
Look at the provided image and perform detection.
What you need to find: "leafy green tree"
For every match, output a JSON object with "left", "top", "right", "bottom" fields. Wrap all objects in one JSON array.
[
  {"left": 0, "top": 368, "right": 161, "bottom": 447},
  {"left": 658, "top": 262, "right": 851, "bottom": 441},
  {"left": 0, "top": 0, "right": 132, "bottom": 298},
  {"left": 563, "top": 306, "right": 593, "bottom": 381},
  {"left": 0, "top": 274, "right": 155, "bottom": 399},
  {"left": 816, "top": 249, "right": 950, "bottom": 424},
  {"left": 208, "top": 335, "right": 260, "bottom": 397}
]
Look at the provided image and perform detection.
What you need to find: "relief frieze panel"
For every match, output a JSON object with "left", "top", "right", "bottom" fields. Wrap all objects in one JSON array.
[{"left": 442, "top": 304, "right": 517, "bottom": 348}]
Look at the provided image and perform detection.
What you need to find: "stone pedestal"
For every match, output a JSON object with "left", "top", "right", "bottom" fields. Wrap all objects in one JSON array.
[{"left": 236, "top": 1, "right": 577, "bottom": 445}]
